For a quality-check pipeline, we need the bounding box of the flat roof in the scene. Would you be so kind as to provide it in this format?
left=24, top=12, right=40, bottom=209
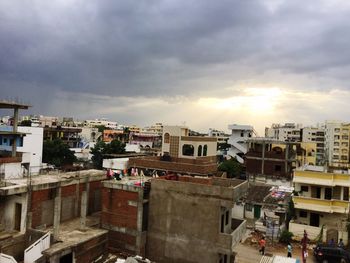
left=43, top=216, right=108, bottom=256
left=0, top=100, right=31, bottom=109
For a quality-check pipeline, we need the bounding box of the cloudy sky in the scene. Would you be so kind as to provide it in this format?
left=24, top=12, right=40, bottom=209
left=1, top=0, right=350, bottom=134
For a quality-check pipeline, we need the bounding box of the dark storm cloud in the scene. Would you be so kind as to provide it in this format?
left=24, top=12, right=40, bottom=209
left=1, top=0, right=350, bottom=107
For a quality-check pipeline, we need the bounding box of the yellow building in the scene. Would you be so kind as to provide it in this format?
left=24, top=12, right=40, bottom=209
left=289, top=165, right=350, bottom=245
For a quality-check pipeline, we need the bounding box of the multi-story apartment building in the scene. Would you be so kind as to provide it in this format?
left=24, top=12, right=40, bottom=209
left=325, top=121, right=350, bottom=168
left=265, top=123, right=302, bottom=142
left=290, top=165, right=350, bottom=245
left=227, top=124, right=254, bottom=164
left=301, top=126, right=325, bottom=165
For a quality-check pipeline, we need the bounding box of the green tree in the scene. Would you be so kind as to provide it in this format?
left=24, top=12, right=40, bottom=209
left=43, top=139, right=77, bottom=167
left=95, top=125, right=106, bottom=133
left=90, top=139, right=126, bottom=169
left=19, top=120, right=32, bottom=126
left=218, top=157, right=242, bottom=178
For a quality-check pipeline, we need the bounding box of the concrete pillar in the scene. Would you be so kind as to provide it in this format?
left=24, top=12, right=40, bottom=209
left=53, top=185, right=62, bottom=241
left=80, top=175, right=89, bottom=230
left=261, top=142, right=265, bottom=175
left=136, top=188, right=144, bottom=256
left=285, top=144, right=289, bottom=175
left=80, top=191, right=87, bottom=230
left=12, top=107, right=19, bottom=157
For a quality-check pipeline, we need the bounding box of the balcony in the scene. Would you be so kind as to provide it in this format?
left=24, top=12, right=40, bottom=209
left=293, top=170, right=350, bottom=187
left=293, top=196, right=349, bottom=214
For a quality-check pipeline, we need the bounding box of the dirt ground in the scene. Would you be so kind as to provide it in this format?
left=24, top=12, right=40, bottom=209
left=237, top=230, right=317, bottom=263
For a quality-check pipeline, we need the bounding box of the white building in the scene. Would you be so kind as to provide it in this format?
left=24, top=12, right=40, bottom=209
left=82, top=119, right=118, bottom=129
left=227, top=124, right=254, bottom=164
left=325, top=121, right=350, bottom=168
left=17, top=126, right=43, bottom=175
left=265, top=123, right=302, bottom=142
left=301, top=126, right=325, bottom=165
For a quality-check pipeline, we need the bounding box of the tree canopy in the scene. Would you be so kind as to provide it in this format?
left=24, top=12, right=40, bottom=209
left=218, top=157, right=243, bottom=178
left=90, top=139, right=126, bottom=169
left=43, top=139, right=77, bottom=167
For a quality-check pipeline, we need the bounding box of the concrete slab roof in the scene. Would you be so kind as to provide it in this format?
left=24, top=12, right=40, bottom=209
left=0, top=100, right=31, bottom=109
left=43, top=216, right=108, bottom=256
left=0, top=170, right=106, bottom=195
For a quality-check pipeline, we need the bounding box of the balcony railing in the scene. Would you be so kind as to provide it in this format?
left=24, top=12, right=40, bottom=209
left=293, top=196, right=350, bottom=214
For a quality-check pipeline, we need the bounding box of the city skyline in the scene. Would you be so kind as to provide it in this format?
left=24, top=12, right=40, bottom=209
left=2, top=1, right=350, bottom=134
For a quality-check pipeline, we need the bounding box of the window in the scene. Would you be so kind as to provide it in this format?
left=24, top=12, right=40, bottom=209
left=274, top=165, right=281, bottom=172
left=164, top=133, right=170, bottom=143
left=240, top=132, right=244, bottom=137
left=198, top=145, right=202, bottom=157
left=344, top=187, right=349, bottom=201
left=299, top=210, right=307, bottom=218
left=203, top=145, right=208, bottom=156
left=225, top=210, right=229, bottom=225
left=3, top=138, right=8, bottom=144
left=245, top=204, right=253, bottom=211
left=182, top=144, right=194, bottom=156
left=301, top=186, right=308, bottom=192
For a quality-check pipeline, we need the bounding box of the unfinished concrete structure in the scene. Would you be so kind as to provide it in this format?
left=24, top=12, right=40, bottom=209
left=0, top=169, right=107, bottom=262
left=101, top=176, right=150, bottom=256
left=245, top=138, right=314, bottom=184
left=146, top=176, right=248, bottom=263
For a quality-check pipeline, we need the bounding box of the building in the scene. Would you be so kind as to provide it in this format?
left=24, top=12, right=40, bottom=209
left=143, top=123, right=163, bottom=136
left=100, top=176, right=150, bottom=256
left=146, top=175, right=248, bottom=263
left=289, top=165, right=350, bottom=245
left=0, top=100, right=31, bottom=180
left=301, top=126, right=325, bottom=165
left=0, top=169, right=107, bottom=262
left=162, top=125, right=217, bottom=158
left=82, top=119, right=118, bottom=129
left=325, top=121, right=350, bottom=168
left=227, top=124, right=254, bottom=164
left=245, top=138, right=315, bottom=184
left=265, top=123, right=302, bottom=142
left=43, top=126, right=82, bottom=148
left=103, top=129, right=127, bottom=143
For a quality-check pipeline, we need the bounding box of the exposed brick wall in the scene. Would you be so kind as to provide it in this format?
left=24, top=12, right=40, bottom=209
left=31, top=189, right=52, bottom=228
left=245, top=158, right=290, bottom=178
left=30, top=180, right=103, bottom=228
left=129, top=157, right=217, bottom=175
left=101, top=188, right=139, bottom=253
left=88, top=180, right=102, bottom=214
left=74, top=233, right=107, bottom=263
left=108, top=230, right=136, bottom=254
left=101, top=188, right=138, bottom=230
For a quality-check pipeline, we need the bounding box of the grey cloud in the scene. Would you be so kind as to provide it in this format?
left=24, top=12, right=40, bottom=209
left=1, top=0, right=350, bottom=113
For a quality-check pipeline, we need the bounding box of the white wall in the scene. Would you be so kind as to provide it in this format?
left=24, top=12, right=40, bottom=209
left=17, top=127, right=43, bottom=175
left=1, top=163, right=23, bottom=179
left=2, top=193, right=28, bottom=233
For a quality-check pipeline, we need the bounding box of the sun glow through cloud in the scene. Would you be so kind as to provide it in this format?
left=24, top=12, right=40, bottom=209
left=197, top=87, right=283, bottom=114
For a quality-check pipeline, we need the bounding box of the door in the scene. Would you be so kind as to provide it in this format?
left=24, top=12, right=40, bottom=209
left=254, top=205, right=261, bottom=219
left=14, top=203, right=22, bottom=231
left=310, top=213, right=320, bottom=227
left=326, top=229, right=338, bottom=245
left=316, top=187, right=321, bottom=198
left=325, top=188, right=332, bottom=200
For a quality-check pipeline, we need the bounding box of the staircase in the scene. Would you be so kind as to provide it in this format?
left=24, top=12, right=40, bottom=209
left=227, top=137, right=248, bottom=164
